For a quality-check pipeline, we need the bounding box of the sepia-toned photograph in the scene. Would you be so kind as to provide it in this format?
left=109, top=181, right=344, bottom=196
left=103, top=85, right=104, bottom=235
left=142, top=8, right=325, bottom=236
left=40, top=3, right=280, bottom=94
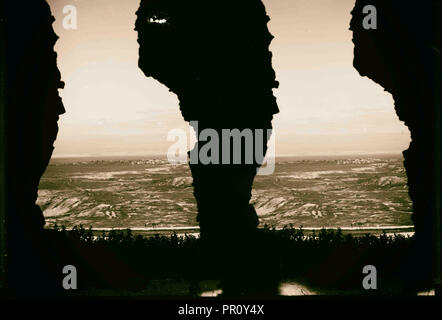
left=0, top=0, right=440, bottom=307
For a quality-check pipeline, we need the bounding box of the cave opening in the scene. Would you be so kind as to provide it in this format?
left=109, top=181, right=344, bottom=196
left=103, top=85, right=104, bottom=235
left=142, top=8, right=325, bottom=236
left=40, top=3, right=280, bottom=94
left=38, top=0, right=413, bottom=233
left=6, top=0, right=440, bottom=297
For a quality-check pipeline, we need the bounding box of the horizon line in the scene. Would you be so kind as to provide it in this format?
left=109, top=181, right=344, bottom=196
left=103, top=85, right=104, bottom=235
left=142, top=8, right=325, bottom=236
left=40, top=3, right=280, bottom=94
left=51, top=151, right=404, bottom=160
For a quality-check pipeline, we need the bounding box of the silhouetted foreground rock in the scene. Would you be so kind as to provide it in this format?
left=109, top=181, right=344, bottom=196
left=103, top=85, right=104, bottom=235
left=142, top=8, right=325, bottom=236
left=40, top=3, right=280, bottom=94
left=136, top=0, right=279, bottom=295
left=4, top=0, right=65, bottom=296
left=3, top=0, right=440, bottom=296
left=351, top=0, right=441, bottom=291
left=12, top=226, right=420, bottom=296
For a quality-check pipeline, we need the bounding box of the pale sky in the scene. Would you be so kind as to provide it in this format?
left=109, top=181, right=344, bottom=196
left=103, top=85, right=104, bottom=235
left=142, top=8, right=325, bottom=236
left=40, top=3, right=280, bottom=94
left=47, top=0, right=410, bottom=157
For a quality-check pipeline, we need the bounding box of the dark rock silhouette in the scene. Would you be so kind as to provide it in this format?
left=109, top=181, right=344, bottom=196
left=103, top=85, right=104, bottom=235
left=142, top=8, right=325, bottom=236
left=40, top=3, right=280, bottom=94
left=351, top=0, right=441, bottom=291
left=3, top=0, right=439, bottom=296
left=135, top=0, right=279, bottom=295
left=3, top=0, right=65, bottom=295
